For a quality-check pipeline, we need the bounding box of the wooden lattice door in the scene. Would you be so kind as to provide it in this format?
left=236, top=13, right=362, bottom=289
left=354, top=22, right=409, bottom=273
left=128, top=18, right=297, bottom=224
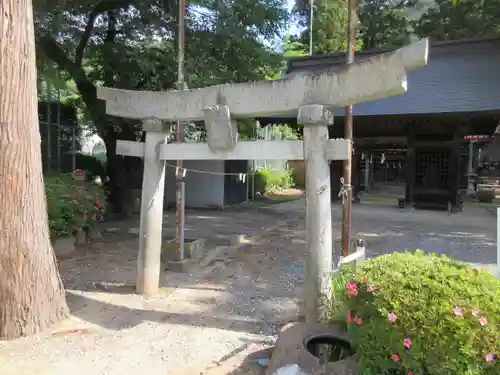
left=415, top=150, right=450, bottom=190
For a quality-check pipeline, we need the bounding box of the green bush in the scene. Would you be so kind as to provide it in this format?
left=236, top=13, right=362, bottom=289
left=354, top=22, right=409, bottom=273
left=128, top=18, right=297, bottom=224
left=45, top=173, right=106, bottom=237
left=337, top=251, right=499, bottom=375
left=253, top=167, right=294, bottom=194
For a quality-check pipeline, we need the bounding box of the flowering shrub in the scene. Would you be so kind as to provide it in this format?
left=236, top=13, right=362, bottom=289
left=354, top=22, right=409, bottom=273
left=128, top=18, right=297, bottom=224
left=45, top=173, right=106, bottom=237
left=339, top=251, right=499, bottom=375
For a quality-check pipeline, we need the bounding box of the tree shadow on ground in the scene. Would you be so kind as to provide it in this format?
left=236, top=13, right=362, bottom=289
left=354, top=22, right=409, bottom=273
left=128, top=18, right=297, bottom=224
left=66, top=290, right=279, bottom=374
left=201, top=345, right=272, bottom=375
left=65, top=291, right=166, bottom=330
left=65, top=290, right=271, bottom=334
left=225, top=348, right=271, bottom=375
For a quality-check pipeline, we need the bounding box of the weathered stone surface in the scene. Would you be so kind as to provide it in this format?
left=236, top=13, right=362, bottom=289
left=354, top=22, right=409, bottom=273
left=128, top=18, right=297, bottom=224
left=166, top=259, right=191, bottom=273
left=161, top=238, right=206, bottom=263
left=88, top=227, right=103, bottom=241
left=75, top=229, right=87, bottom=245
left=202, top=105, right=238, bottom=153
left=185, top=238, right=205, bottom=258
left=159, top=139, right=350, bottom=161
left=96, top=39, right=428, bottom=121
left=266, top=322, right=357, bottom=375
left=297, top=105, right=333, bottom=126
left=141, top=117, right=169, bottom=132
left=53, top=236, right=76, bottom=258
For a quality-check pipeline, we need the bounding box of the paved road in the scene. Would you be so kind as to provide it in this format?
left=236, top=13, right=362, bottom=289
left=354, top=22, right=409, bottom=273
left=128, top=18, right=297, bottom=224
left=264, top=198, right=497, bottom=267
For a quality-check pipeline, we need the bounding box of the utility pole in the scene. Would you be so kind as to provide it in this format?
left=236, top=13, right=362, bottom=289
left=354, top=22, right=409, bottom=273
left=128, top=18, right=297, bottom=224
left=175, top=0, right=187, bottom=261
left=341, top=0, right=356, bottom=257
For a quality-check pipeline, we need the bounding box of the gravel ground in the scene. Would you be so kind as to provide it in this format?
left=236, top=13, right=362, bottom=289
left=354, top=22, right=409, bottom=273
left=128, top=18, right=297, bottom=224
left=0, top=201, right=496, bottom=375
left=265, top=198, right=497, bottom=267
left=0, top=213, right=302, bottom=375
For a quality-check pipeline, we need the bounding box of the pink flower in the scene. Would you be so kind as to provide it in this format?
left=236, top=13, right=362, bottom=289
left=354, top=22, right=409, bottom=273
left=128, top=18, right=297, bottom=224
left=479, top=316, right=488, bottom=326
left=403, top=338, right=412, bottom=349
left=353, top=316, right=363, bottom=326
left=388, top=312, right=397, bottom=323
left=485, top=353, right=495, bottom=362
left=408, top=372, right=414, bottom=375
left=367, top=284, right=377, bottom=292
left=453, top=306, right=463, bottom=316
left=346, top=281, right=357, bottom=290
left=345, top=281, right=359, bottom=297
left=471, top=308, right=480, bottom=317
left=392, top=354, right=400, bottom=361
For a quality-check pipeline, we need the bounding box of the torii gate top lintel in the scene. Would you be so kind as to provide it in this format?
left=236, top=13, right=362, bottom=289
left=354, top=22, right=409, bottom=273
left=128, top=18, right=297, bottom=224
left=96, top=38, right=428, bottom=123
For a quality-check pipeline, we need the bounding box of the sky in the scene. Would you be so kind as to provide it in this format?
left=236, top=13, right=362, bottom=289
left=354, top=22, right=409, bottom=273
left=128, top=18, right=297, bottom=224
left=286, top=0, right=301, bottom=35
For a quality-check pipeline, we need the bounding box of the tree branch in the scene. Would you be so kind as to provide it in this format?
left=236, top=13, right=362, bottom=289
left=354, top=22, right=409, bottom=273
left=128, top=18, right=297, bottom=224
left=36, top=34, right=102, bottom=122
left=36, top=34, right=86, bottom=84
left=75, top=0, right=135, bottom=66
left=75, top=9, right=101, bottom=65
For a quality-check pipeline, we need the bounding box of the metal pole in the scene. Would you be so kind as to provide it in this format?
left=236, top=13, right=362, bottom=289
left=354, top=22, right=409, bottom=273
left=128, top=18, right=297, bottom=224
left=341, top=0, right=356, bottom=257
left=175, top=0, right=186, bottom=261
left=309, top=0, right=314, bottom=55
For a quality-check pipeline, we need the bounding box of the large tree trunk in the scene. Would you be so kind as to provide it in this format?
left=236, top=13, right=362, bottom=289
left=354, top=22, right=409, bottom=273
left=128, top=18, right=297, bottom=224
left=0, top=0, right=69, bottom=339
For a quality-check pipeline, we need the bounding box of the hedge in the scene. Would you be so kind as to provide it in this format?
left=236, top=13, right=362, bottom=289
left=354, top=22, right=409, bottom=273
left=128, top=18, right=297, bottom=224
left=45, top=173, right=106, bottom=237
left=334, top=251, right=499, bottom=375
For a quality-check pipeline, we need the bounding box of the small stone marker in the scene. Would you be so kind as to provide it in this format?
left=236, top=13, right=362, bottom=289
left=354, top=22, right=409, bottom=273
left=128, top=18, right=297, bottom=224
left=72, top=169, right=85, bottom=181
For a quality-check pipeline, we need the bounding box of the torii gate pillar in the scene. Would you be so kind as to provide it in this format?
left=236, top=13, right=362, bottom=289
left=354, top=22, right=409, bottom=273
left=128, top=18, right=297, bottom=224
left=137, top=118, right=169, bottom=296
left=299, top=105, right=335, bottom=323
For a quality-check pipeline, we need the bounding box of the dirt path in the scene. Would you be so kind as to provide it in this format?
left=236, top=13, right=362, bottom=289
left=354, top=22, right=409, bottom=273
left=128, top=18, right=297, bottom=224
left=0, top=213, right=306, bottom=375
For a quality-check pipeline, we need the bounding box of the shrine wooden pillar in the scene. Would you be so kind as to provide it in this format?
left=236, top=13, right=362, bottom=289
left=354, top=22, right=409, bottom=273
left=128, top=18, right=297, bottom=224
left=449, top=124, right=463, bottom=210
left=329, top=125, right=343, bottom=201
left=405, top=122, right=416, bottom=204
left=353, top=149, right=361, bottom=196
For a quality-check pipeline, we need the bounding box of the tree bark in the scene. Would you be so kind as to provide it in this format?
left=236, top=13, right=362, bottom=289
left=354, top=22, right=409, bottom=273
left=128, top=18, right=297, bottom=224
left=0, top=0, right=69, bottom=340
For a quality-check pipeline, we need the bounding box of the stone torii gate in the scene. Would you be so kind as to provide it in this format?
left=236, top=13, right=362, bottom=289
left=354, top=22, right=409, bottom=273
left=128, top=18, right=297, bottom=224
left=97, top=39, right=428, bottom=322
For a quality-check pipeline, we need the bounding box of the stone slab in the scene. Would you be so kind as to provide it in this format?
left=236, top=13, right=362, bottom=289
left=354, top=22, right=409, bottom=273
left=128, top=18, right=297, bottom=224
left=75, top=229, right=87, bottom=245
left=166, top=259, right=191, bottom=273
left=52, top=236, right=76, bottom=258
left=88, top=227, right=103, bottom=241
left=161, top=238, right=206, bottom=262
